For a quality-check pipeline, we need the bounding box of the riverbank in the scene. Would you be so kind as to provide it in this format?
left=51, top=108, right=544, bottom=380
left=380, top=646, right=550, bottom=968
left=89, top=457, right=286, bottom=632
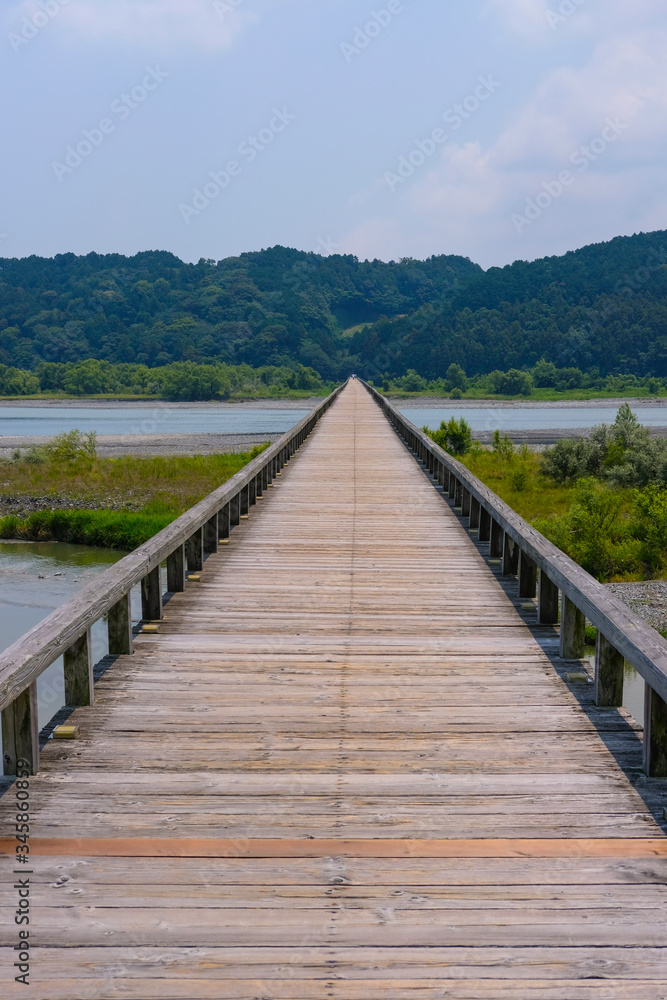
left=0, top=432, right=274, bottom=460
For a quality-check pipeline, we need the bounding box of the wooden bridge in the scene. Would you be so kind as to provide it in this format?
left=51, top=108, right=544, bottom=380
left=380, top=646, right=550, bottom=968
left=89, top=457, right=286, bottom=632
left=1, top=379, right=667, bottom=998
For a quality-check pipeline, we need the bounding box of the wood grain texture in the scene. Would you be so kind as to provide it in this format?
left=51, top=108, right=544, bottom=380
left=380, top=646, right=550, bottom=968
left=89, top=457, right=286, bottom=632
left=1, top=380, right=666, bottom=999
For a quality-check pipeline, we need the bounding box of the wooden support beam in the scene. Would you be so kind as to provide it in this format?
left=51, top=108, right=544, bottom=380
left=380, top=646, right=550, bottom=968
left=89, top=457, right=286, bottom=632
left=186, top=527, right=204, bottom=572
left=490, top=519, right=503, bottom=558
left=204, top=513, right=218, bottom=554
left=470, top=497, right=480, bottom=530
left=141, top=566, right=163, bottom=622
left=64, top=629, right=94, bottom=706
left=644, top=686, right=667, bottom=777
left=240, top=484, right=249, bottom=516
left=248, top=477, right=257, bottom=507
left=219, top=503, right=230, bottom=540
left=230, top=493, right=240, bottom=528
left=560, top=595, right=585, bottom=659
left=518, top=550, right=537, bottom=599
left=166, top=544, right=186, bottom=593
left=502, top=531, right=518, bottom=576
left=479, top=507, right=491, bottom=543
left=595, top=632, right=624, bottom=707
left=107, top=592, right=133, bottom=656
left=538, top=571, right=559, bottom=625
left=461, top=488, right=471, bottom=519
left=1, top=682, right=38, bottom=775
left=255, top=472, right=263, bottom=499
left=454, top=480, right=463, bottom=509
left=448, top=475, right=456, bottom=500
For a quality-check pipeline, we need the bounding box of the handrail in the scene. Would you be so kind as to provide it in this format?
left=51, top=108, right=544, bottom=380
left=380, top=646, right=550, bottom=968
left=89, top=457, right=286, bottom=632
left=362, top=380, right=667, bottom=778
left=1, top=383, right=346, bottom=773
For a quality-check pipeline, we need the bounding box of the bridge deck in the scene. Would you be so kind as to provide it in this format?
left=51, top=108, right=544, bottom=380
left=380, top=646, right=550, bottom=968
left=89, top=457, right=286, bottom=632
left=2, top=380, right=667, bottom=997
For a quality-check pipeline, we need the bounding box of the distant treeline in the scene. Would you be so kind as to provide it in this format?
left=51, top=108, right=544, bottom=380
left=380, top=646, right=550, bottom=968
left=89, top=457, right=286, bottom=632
left=377, top=360, right=666, bottom=398
left=0, top=359, right=331, bottom=400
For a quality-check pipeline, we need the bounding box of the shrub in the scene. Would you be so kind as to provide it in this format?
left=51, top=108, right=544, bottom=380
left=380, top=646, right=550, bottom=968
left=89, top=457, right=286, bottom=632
left=509, top=465, right=529, bottom=491
left=426, top=417, right=472, bottom=456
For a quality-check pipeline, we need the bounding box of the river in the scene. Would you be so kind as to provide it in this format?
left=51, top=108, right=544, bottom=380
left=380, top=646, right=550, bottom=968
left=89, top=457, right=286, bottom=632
left=1, top=400, right=667, bottom=438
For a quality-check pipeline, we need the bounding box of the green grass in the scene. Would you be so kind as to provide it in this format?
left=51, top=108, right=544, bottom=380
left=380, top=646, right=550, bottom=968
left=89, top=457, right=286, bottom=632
left=0, top=509, right=173, bottom=550
left=0, top=447, right=267, bottom=550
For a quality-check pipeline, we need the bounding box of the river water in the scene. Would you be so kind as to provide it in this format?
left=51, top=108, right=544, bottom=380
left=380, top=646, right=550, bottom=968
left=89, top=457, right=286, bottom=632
left=0, top=542, right=136, bottom=772
left=1, top=401, right=667, bottom=438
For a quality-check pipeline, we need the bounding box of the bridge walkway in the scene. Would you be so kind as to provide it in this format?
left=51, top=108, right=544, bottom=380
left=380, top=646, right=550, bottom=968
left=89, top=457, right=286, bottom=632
left=2, top=379, right=667, bottom=998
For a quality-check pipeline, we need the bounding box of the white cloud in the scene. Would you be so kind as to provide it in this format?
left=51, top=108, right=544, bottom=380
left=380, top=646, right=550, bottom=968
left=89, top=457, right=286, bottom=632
left=483, top=0, right=665, bottom=43
left=4, top=0, right=255, bottom=52
left=343, top=21, right=667, bottom=266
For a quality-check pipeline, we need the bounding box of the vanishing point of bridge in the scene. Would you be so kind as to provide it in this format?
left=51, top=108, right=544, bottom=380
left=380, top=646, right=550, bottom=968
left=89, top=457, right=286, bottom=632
left=1, top=379, right=667, bottom=998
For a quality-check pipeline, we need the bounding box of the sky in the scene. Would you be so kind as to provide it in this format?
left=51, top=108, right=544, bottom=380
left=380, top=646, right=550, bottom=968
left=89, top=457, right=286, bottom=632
left=2, top=0, right=666, bottom=269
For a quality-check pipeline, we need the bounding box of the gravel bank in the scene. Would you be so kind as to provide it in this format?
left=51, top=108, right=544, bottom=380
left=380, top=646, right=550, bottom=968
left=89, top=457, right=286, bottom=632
left=0, top=432, right=275, bottom=460
left=605, top=582, right=667, bottom=633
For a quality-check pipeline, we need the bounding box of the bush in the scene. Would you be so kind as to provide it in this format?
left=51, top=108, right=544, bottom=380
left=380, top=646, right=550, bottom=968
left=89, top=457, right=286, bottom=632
left=509, top=465, right=529, bottom=491
left=535, top=478, right=631, bottom=580
left=492, top=430, right=514, bottom=462
left=489, top=369, right=533, bottom=396
left=426, top=417, right=472, bottom=456
left=631, top=483, right=667, bottom=573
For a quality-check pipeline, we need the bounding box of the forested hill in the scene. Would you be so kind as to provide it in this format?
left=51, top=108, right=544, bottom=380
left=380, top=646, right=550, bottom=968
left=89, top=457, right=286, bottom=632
left=0, top=247, right=480, bottom=378
left=1, top=230, right=666, bottom=381
left=351, top=230, right=667, bottom=379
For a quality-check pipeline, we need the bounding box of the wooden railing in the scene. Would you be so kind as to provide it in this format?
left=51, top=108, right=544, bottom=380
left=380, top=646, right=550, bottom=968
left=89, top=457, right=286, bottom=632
left=364, top=381, right=667, bottom=778
left=0, top=384, right=346, bottom=775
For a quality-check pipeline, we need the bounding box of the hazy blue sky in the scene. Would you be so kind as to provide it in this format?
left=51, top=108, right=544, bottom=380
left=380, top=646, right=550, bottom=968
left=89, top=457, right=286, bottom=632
left=2, top=0, right=665, bottom=268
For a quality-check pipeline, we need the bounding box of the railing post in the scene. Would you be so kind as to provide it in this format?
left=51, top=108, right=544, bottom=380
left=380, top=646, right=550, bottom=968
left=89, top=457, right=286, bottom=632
left=518, top=550, right=537, bottom=599
left=448, top=475, right=456, bottom=500
left=255, top=472, right=263, bottom=499
left=537, top=571, right=559, bottom=625
left=204, top=513, right=219, bottom=554
left=167, top=543, right=186, bottom=593
left=186, top=527, right=204, bottom=572
left=1, top=682, right=38, bottom=775
left=560, top=595, right=585, bottom=659
left=644, top=687, right=667, bottom=777
left=240, top=484, right=249, bottom=516
left=502, top=531, right=519, bottom=576
left=595, top=633, right=624, bottom=707
left=469, top=497, right=480, bottom=531
left=490, top=519, right=503, bottom=558
left=439, top=464, right=449, bottom=491
left=249, top=477, right=257, bottom=507
left=230, top=492, right=240, bottom=527
left=141, top=566, right=163, bottom=622
left=64, top=629, right=94, bottom=706
left=108, top=592, right=133, bottom=655
left=479, top=507, right=491, bottom=543
left=219, top=503, right=231, bottom=540
left=461, top=488, right=471, bottom=519
left=454, top=480, right=463, bottom=509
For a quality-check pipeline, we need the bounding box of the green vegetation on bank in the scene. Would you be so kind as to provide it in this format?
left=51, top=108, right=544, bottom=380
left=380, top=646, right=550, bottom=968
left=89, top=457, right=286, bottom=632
left=0, top=431, right=265, bottom=549
left=1, top=230, right=666, bottom=385
left=372, top=361, right=667, bottom=401
left=0, top=358, right=332, bottom=400
left=424, top=406, right=667, bottom=582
